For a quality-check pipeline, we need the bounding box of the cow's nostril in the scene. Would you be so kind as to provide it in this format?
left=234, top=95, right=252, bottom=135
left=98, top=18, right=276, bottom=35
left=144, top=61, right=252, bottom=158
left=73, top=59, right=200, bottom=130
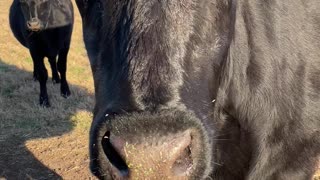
left=101, top=131, right=129, bottom=178
left=171, top=145, right=193, bottom=176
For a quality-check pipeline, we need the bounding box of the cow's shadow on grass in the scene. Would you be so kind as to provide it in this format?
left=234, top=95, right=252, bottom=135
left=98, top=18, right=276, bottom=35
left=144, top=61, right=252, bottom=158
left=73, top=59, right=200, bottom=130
left=0, top=59, right=94, bottom=179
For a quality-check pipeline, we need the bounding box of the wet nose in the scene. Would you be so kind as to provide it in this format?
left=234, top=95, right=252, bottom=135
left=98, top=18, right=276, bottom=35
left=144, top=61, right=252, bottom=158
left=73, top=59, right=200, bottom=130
left=91, top=111, right=211, bottom=179
left=27, top=18, right=41, bottom=31
left=102, top=130, right=195, bottom=179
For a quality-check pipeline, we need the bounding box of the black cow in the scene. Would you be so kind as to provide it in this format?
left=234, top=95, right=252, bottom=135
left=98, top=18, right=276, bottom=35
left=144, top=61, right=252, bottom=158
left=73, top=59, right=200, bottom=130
left=9, top=0, right=74, bottom=107
left=75, top=0, right=320, bottom=179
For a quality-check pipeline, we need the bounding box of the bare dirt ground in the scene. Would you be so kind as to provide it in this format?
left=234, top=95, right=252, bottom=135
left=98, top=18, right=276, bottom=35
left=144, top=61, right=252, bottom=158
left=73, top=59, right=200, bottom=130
left=0, top=0, right=319, bottom=180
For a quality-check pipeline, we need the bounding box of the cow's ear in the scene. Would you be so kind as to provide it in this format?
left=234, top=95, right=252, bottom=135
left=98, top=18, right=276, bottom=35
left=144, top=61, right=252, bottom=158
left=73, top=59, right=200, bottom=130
left=75, top=0, right=88, bottom=17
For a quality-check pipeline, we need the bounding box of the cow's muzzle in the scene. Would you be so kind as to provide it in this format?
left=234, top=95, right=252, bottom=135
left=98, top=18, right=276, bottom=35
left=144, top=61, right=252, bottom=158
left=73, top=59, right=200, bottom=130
left=90, top=110, right=212, bottom=180
left=27, top=18, right=41, bottom=31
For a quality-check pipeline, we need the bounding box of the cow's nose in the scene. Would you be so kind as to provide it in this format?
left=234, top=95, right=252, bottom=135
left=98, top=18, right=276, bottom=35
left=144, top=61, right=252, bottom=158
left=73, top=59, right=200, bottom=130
left=102, top=130, right=195, bottom=179
left=27, top=18, right=41, bottom=31
left=91, top=111, right=211, bottom=179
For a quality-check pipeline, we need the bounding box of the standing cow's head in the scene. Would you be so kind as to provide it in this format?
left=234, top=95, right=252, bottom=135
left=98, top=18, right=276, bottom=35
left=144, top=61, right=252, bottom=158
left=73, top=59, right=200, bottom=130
left=76, top=0, right=235, bottom=179
left=18, top=0, right=73, bottom=31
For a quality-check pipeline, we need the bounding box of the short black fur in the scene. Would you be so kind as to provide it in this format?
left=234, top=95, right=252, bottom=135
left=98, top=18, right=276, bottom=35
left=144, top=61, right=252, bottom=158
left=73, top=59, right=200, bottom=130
left=75, top=0, right=320, bottom=179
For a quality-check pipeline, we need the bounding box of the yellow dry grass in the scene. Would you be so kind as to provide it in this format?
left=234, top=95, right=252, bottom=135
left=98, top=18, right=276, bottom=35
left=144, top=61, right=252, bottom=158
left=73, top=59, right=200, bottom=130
left=0, top=0, right=95, bottom=179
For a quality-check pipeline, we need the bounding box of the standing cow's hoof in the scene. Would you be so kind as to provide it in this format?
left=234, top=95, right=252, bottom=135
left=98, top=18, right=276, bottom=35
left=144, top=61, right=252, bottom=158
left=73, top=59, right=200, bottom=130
left=40, top=96, right=50, bottom=107
left=61, top=83, right=71, bottom=98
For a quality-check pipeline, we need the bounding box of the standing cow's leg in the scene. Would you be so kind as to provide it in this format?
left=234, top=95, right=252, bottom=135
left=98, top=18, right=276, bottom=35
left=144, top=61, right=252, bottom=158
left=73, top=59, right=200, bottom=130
left=30, top=51, right=50, bottom=107
left=57, top=48, right=70, bottom=98
left=48, top=56, right=60, bottom=84
left=32, top=61, right=39, bottom=81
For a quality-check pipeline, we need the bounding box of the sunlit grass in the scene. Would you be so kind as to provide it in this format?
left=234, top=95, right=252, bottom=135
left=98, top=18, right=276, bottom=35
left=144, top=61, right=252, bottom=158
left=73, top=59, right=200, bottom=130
left=0, top=0, right=96, bottom=178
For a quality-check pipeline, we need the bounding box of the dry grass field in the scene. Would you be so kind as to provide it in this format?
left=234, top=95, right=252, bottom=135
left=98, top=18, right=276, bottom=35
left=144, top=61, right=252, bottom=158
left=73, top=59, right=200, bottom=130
left=0, top=0, right=319, bottom=180
left=0, top=0, right=96, bottom=179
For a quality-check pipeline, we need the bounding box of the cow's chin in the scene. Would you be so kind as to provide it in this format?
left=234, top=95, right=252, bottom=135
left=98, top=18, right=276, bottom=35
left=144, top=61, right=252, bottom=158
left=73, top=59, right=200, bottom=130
left=89, top=110, right=213, bottom=180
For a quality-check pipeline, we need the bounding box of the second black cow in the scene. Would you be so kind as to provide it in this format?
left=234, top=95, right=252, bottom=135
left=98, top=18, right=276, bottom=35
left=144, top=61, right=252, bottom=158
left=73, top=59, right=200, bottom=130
left=9, top=0, right=74, bottom=107
left=76, top=0, right=320, bottom=179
